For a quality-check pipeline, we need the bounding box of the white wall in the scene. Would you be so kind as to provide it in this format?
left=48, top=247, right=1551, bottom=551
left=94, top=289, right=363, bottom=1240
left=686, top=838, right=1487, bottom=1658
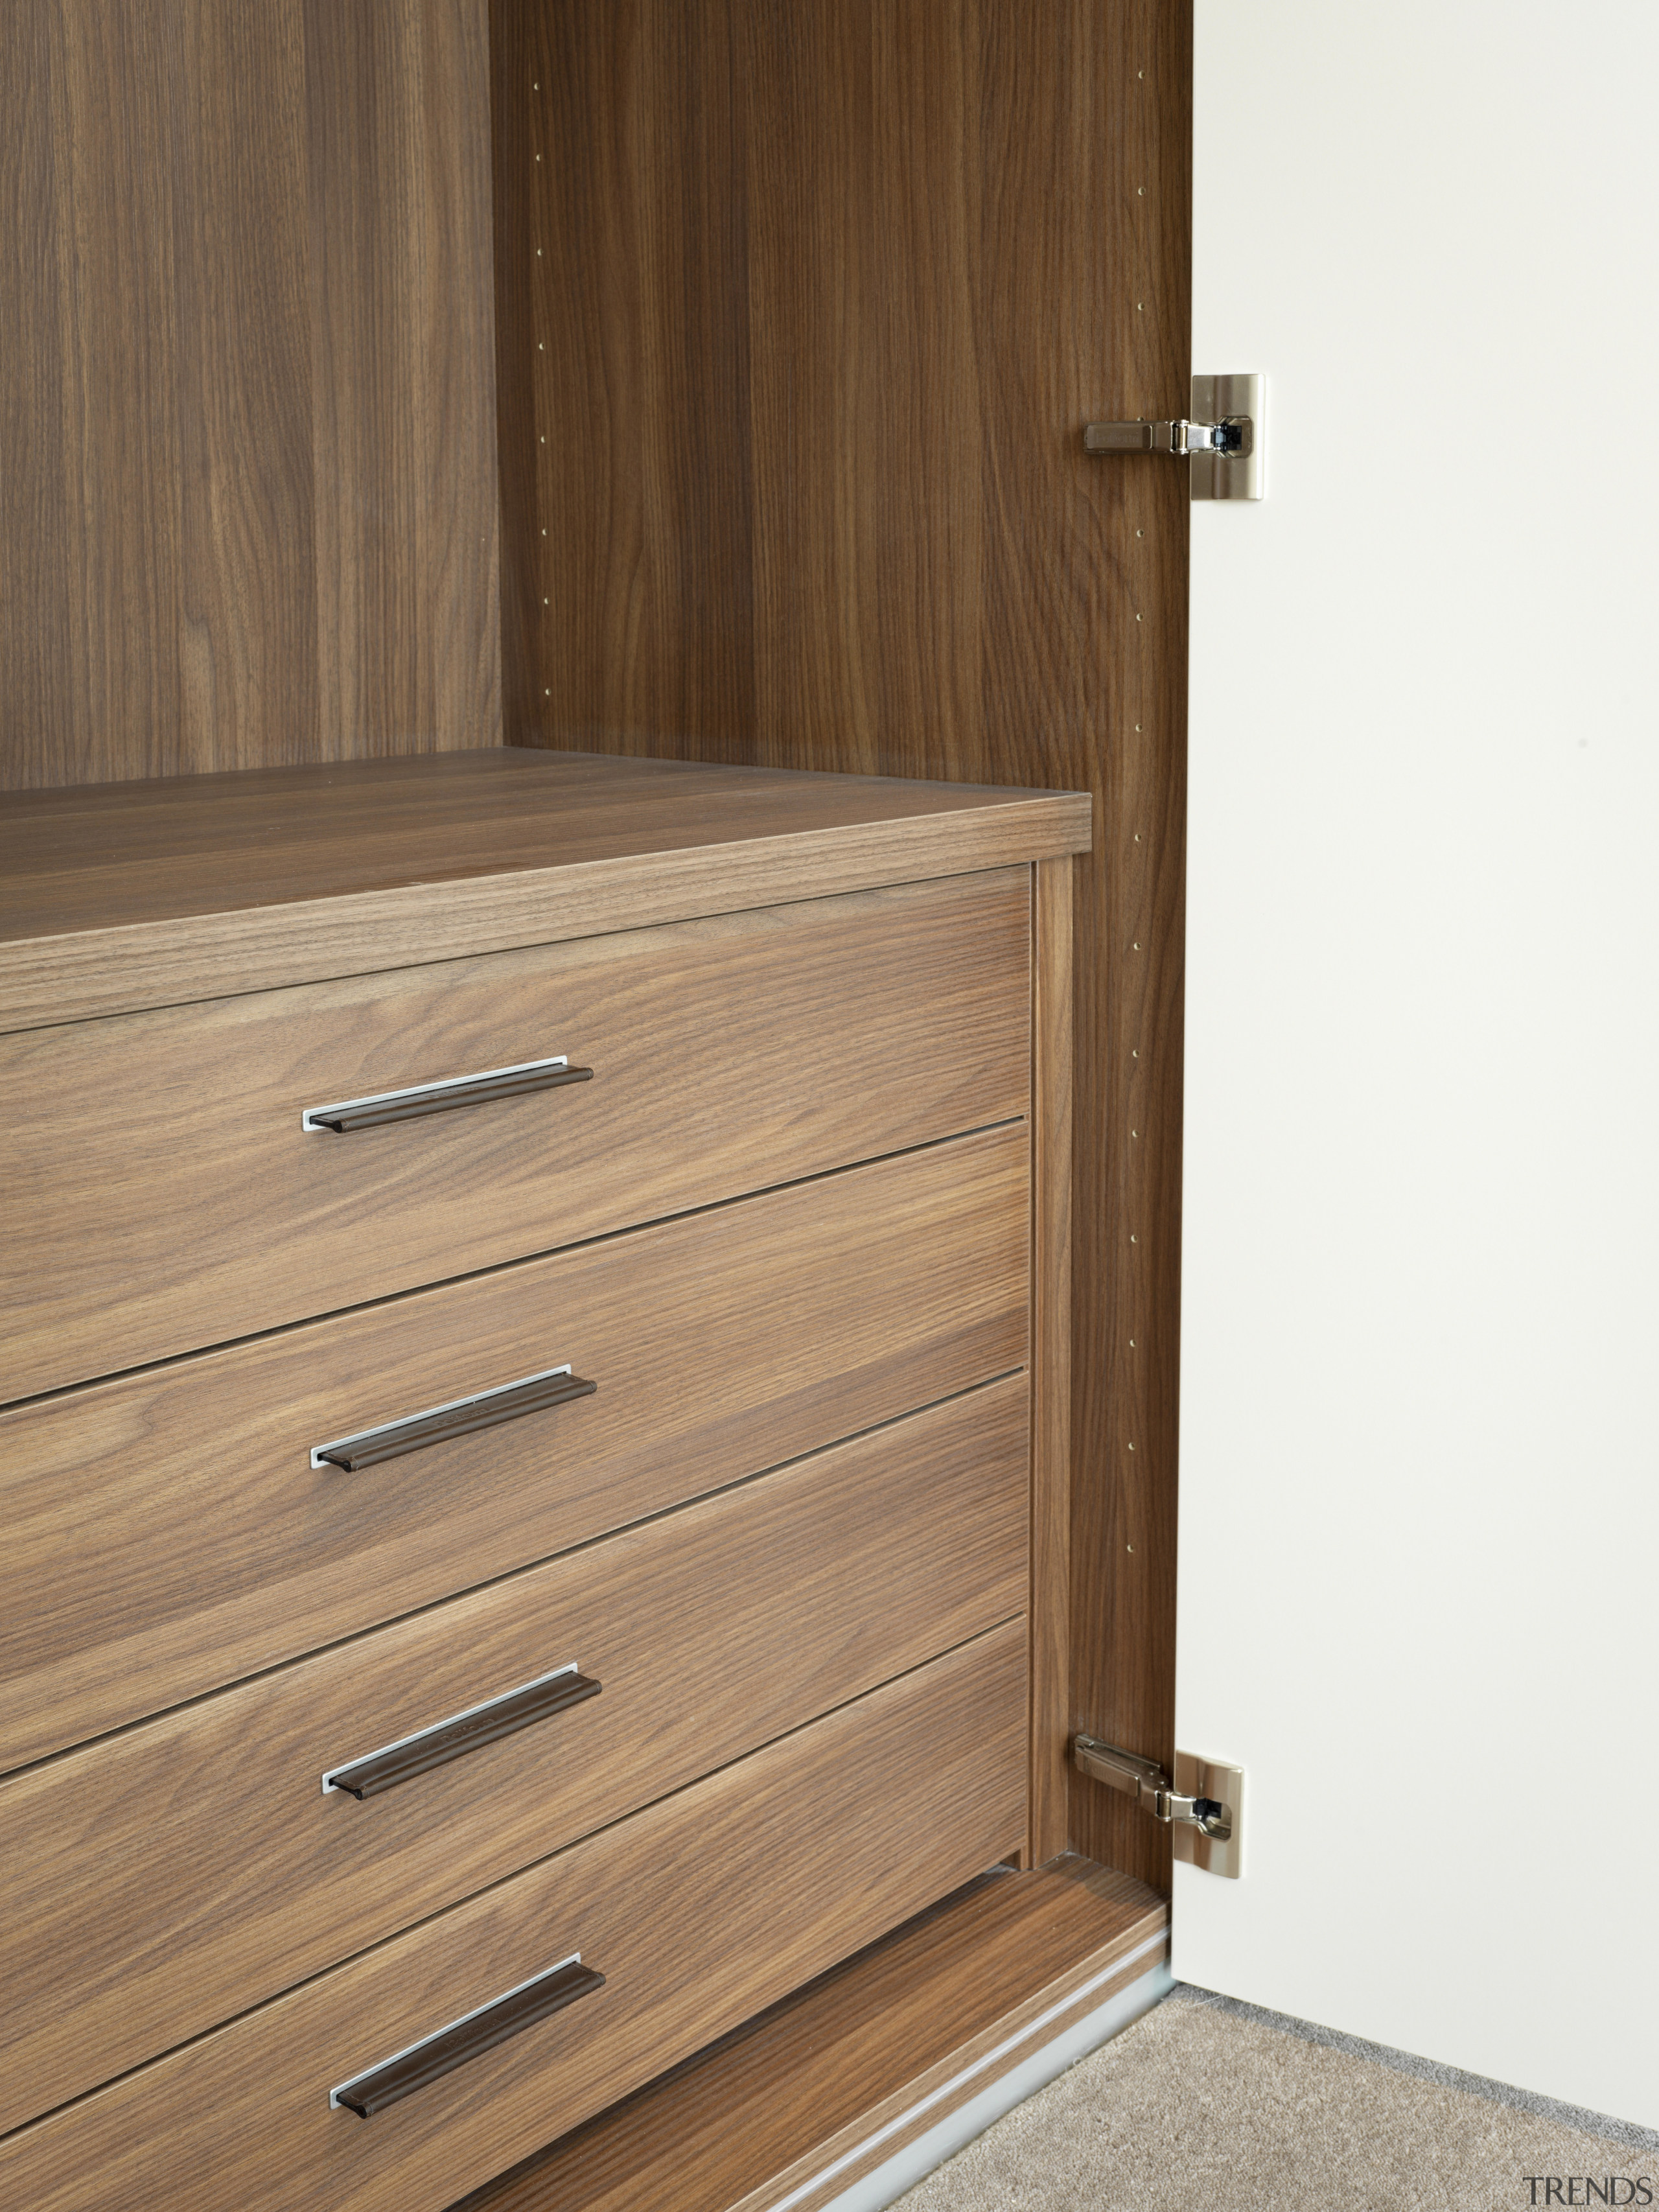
left=1175, top=0, right=1659, bottom=2124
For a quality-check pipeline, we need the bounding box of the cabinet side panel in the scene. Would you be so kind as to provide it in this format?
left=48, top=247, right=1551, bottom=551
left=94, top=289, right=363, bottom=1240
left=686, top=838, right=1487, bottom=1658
left=1065, top=0, right=1189, bottom=1893
left=507, top=0, right=1190, bottom=1890
left=493, top=0, right=758, bottom=752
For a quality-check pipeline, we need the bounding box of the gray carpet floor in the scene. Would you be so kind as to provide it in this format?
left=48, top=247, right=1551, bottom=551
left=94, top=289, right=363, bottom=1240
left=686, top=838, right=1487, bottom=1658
left=894, top=1986, right=1655, bottom=2211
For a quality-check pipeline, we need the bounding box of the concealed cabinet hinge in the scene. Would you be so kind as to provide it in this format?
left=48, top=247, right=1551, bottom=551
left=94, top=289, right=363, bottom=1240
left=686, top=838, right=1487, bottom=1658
left=1082, top=417, right=1247, bottom=459
left=1072, top=1735, right=1244, bottom=1879
left=1082, top=373, right=1264, bottom=501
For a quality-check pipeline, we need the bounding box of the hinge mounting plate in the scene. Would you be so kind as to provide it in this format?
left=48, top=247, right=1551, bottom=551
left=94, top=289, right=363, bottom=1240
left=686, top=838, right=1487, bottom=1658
left=1073, top=1735, right=1245, bottom=1879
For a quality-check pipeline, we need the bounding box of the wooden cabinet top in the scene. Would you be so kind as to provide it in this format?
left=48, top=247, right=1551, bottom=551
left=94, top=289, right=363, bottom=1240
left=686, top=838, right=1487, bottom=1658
left=0, top=749, right=1090, bottom=1034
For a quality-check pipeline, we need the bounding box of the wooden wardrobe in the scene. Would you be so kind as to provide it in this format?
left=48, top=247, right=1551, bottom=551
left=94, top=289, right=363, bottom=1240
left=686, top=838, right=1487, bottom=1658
left=0, top=3, right=1190, bottom=2206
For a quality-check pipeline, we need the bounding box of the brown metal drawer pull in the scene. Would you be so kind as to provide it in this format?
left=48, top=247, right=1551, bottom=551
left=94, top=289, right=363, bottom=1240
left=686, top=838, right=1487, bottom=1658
left=322, top=1666, right=603, bottom=1800
left=302, top=1054, right=593, bottom=1134
left=312, top=1367, right=597, bottom=1473
left=331, top=1955, right=605, bottom=2119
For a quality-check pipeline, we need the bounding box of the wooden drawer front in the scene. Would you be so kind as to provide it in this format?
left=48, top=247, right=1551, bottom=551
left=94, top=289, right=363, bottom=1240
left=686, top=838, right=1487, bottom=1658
left=1, top=867, right=1029, bottom=1402
left=0, top=1378, right=1027, bottom=2136
left=0, top=1620, right=1028, bottom=2212
left=0, top=1123, right=1027, bottom=1771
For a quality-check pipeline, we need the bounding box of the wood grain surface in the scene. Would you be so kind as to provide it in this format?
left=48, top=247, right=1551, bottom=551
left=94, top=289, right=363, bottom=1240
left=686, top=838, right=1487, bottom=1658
left=452, top=1857, right=1165, bottom=2212
left=1, top=1123, right=1028, bottom=1771
left=738, top=1896, right=1161, bottom=2212
left=1028, top=856, right=1074, bottom=1865
left=0, top=1622, right=1029, bottom=2212
left=1, top=867, right=1028, bottom=1401
left=0, top=0, right=500, bottom=792
left=0, top=1377, right=1028, bottom=2136
left=492, top=0, right=1190, bottom=1887
left=0, top=751, right=1087, bottom=1032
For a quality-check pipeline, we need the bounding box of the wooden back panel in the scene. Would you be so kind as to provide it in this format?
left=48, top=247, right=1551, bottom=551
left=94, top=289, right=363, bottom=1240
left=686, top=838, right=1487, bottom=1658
left=490, top=0, right=1190, bottom=1887
left=1, top=0, right=501, bottom=791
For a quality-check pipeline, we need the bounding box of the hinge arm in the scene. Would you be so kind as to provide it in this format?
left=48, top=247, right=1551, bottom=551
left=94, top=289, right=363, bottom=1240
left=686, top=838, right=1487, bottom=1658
left=1072, top=1734, right=1234, bottom=1842
left=1082, top=417, right=1249, bottom=458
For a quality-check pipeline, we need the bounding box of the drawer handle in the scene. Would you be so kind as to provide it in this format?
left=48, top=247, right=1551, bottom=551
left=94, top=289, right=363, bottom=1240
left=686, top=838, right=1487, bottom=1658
left=302, top=1054, right=593, bottom=1134
left=312, top=1365, right=597, bottom=1472
left=321, top=1663, right=603, bottom=1800
left=331, top=1953, right=605, bottom=2118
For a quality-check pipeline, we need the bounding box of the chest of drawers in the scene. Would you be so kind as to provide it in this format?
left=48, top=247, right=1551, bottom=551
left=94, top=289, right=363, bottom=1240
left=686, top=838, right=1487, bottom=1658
left=0, top=747, right=1089, bottom=2212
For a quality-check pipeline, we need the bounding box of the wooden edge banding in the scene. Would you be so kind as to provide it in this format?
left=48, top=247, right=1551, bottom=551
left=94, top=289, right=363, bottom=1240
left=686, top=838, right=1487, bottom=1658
left=0, top=801, right=1092, bottom=1034
left=1028, top=857, right=1074, bottom=1865
left=736, top=1916, right=1166, bottom=2212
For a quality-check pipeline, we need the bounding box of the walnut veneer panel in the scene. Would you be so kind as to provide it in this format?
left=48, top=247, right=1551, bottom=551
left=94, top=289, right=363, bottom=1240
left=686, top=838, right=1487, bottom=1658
left=304, top=2, right=502, bottom=765
left=0, top=1622, right=1029, bottom=2212
left=0, top=1377, right=1027, bottom=2135
left=0, top=751, right=1086, bottom=1032
left=452, top=1859, right=1165, bottom=2212
left=0, top=0, right=500, bottom=791
left=1, top=868, right=1027, bottom=1402
left=0, top=752, right=1081, bottom=944
left=1, top=1122, right=1028, bottom=1769
left=1028, top=856, right=1074, bottom=1865
left=494, top=0, right=1189, bottom=1885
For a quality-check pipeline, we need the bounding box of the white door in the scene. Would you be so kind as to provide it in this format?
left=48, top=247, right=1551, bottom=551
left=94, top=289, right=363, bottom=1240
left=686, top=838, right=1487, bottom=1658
left=1176, top=0, right=1659, bottom=2126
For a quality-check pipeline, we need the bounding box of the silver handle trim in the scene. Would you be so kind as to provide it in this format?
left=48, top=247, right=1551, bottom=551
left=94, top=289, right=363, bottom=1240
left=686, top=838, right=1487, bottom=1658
left=328, top=1950, right=586, bottom=2112
left=309, top=1364, right=575, bottom=1471
left=301, top=1054, right=570, bottom=1132
left=320, top=1662, right=585, bottom=1798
